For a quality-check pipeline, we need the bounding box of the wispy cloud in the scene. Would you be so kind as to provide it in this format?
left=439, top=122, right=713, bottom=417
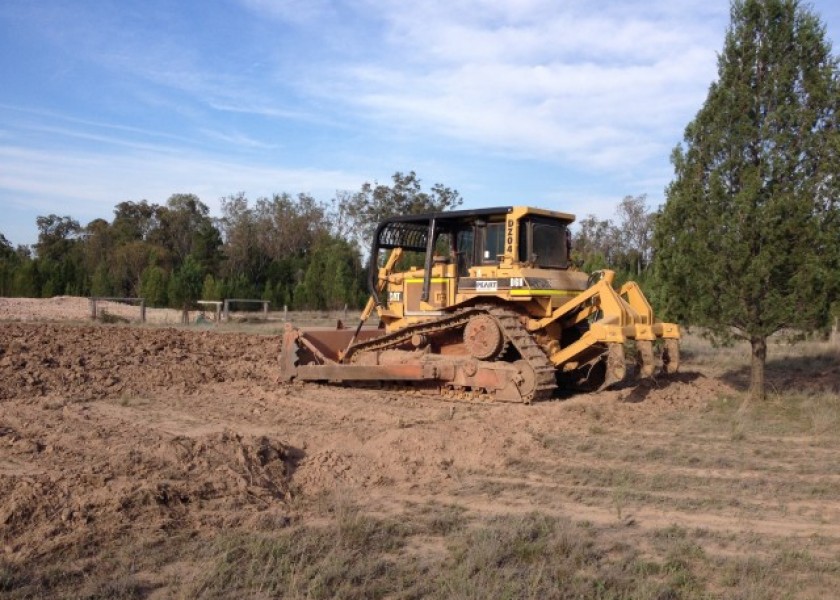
left=278, top=0, right=727, bottom=174
left=0, top=143, right=363, bottom=221
left=197, top=128, right=277, bottom=150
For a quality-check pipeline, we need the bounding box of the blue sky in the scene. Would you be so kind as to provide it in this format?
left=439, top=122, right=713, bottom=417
left=2, top=0, right=840, bottom=247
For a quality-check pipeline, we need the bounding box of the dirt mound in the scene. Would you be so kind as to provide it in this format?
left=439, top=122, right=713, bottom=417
left=1, top=415, right=293, bottom=558
left=0, top=323, right=280, bottom=401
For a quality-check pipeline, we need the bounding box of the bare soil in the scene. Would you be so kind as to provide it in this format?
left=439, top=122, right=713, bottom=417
left=2, top=299, right=839, bottom=598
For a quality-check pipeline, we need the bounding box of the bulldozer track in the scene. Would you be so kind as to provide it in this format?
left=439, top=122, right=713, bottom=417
left=345, top=305, right=557, bottom=402
left=486, top=307, right=557, bottom=402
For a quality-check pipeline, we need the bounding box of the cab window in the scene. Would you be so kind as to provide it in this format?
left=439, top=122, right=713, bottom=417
left=518, top=218, right=568, bottom=268
left=531, top=221, right=567, bottom=267
left=456, top=228, right=474, bottom=275
left=481, top=223, right=505, bottom=264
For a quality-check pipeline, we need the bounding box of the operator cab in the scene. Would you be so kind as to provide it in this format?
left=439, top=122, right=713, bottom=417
left=369, top=206, right=575, bottom=308
left=455, top=215, right=572, bottom=275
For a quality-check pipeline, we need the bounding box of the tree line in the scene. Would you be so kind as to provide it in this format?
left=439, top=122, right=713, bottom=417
left=0, top=172, right=462, bottom=311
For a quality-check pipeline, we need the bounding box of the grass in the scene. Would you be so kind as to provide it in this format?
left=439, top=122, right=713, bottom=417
left=0, top=512, right=840, bottom=599
left=4, top=489, right=840, bottom=599
left=680, top=332, right=838, bottom=393
left=182, top=509, right=711, bottom=600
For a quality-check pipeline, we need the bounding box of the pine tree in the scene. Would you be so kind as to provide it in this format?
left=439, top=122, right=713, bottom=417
left=168, top=256, right=204, bottom=323
left=140, top=265, right=168, bottom=306
left=653, top=0, right=840, bottom=400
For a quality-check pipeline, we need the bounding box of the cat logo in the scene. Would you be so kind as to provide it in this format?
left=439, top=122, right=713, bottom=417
left=388, top=291, right=402, bottom=303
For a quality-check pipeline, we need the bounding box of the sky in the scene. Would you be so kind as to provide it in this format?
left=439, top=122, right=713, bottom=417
left=2, top=0, right=840, bottom=247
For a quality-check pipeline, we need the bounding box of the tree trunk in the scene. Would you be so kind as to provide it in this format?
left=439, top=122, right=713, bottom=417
left=749, top=335, right=767, bottom=401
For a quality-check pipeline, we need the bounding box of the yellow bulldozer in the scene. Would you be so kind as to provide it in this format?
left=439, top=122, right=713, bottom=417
left=280, top=206, right=679, bottom=402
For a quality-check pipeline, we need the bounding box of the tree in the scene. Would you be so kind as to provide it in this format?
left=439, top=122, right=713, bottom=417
left=33, top=215, right=86, bottom=296
left=112, top=201, right=158, bottom=243
left=90, top=264, right=113, bottom=297
left=34, top=215, right=80, bottom=261
left=0, top=233, right=12, bottom=259
left=615, top=195, right=653, bottom=276
left=140, top=265, right=168, bottom=306
left=254, top=192, right=330, bottom=260
left=168, top=255, right=204, bottom=323
left=0, top=233, right=17, bottom=296
left=201, top=274, right=223, bottom=302
left=111, top=241, right=154, bottom=296
left=335, top=171, right=462, bottom=250
left=219, top=192, right=259, bottom=279
left=571, top=195, right=654, bottom=279
left=653, top=0, right=840, bottom=400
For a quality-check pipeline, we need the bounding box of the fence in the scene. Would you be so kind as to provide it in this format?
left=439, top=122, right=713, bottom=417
left=89, top=297, right=146, bottom=323
left=223, top=298, right=270, bottom=321
left=196, top=300, right=223, bottom=323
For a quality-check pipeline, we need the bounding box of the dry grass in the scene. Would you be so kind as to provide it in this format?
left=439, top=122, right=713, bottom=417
left=5, top=482, right=839, bottom=599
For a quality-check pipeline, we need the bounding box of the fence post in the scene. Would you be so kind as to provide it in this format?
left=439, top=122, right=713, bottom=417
left=832, top=316, right=839, bottom=346
left=283, top=305, right=288, bottom=322
left=263, top=301, right=269, bottom=317
left=89, top=297, right=97, bottom=320
left=140, top=299, right=146, bottom=323
left=223, top=299, right=229, bottom=322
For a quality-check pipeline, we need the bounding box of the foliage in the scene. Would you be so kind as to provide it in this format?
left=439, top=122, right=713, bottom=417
left=294, top=237, right=366, bottom=310
left=0, top=235, right=16, bottom=296
left=0, top=171, right=462, bottom=310
left=335, top=171, right=463, bottom=250
left=201, top=274, right=223, bottom=302
left=140, top=265, right=168, bottom=307
left=572, top=195, right=655, bottom=287
left=652, top=0, right=840, bottom=399
left=90, top=264, right=113, bottom=297
left=34, top=215, right=80, bottom=262
left=168, top=255, right=204, bottom=311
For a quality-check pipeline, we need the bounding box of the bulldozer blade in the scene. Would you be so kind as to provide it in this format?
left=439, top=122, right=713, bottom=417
left=280, top=325, right=302, bottom=382
left=297, top=363, right=431, bottom=381
left=299, top=328, right=383, bottom=362
left=290, top=350, right=535, bottom=402
left=279, top=324, right=385, bottom=382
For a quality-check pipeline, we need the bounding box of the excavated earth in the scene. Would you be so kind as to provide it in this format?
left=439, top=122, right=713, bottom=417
left=2, top=303, right=840, bottom=596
